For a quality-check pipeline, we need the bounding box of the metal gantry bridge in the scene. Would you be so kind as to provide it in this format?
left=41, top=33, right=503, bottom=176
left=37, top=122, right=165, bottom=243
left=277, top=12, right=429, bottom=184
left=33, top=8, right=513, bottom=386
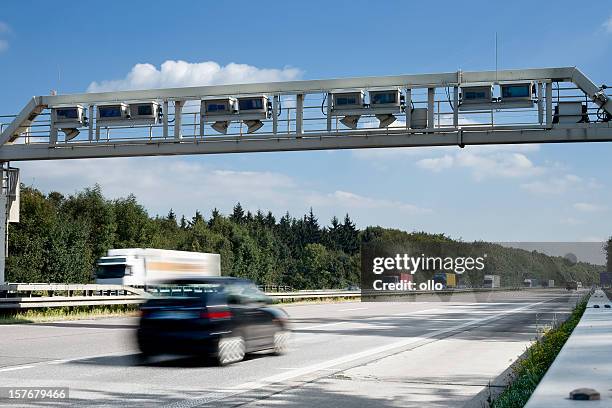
left=0, top=66, right=610, bottom=283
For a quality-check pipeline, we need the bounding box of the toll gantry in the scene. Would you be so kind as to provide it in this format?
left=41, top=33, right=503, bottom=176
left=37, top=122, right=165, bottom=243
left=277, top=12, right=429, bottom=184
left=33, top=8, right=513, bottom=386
left=0, top=66, right=610, bottom=282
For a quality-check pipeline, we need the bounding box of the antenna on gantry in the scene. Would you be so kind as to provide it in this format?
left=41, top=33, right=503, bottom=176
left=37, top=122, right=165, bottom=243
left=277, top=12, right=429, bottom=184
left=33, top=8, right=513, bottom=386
left=495, top=32, right=499, bottom=83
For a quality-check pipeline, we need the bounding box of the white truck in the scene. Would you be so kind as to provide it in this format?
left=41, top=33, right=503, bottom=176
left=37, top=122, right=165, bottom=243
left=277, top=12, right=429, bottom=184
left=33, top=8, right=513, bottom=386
left=95, top=248, right=221, bottom=286
left=483, top=274, right=501, bottom=288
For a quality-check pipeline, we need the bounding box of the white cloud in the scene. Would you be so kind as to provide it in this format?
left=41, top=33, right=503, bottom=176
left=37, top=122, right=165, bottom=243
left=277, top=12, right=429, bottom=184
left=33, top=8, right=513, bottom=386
left=412, top=150, right=543, bottom=180
left=354, top=140, right=544, bottom=181
left=298, top=89, right=547, bottom=183
left=353, top=144, right=540, bottom=160
left=353, top=146, right=451, bottom=159
left=19, top=157, right=430, bottom=221
left=456, top=152, right=543, bottom=180
left=560, top=217, right=583, bottom=226
left=359, top=117, right=406, bottom=129
left=573, top=202, right=607, bottom=212
left=520, top=174, right=582, bottom=195
left=87, top=60, right=303, bottom=92
left=416, top=155, right=454, bottom=172
left=308, top=190, right=432, bottom=215
left=0, top=40, right=8, bottom=52
left=603, top=15, right=612, bottom=33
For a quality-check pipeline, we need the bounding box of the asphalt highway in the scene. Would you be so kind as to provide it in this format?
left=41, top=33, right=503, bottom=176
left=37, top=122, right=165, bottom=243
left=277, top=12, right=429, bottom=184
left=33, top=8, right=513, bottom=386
left=0, top=289, right=584, bottom=407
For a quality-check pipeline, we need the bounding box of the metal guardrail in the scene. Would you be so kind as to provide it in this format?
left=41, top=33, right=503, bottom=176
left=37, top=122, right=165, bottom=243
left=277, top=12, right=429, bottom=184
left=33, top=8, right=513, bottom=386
left=0, top=283, right=559, bottom=309
left=258, top=285, right=293, bottom=293
left=0, top=284, right=360, bottom=309
left=0, top=284, right=146, bottom=309
left=268, top=290, right=361, bottom=300
left=0, top=283, right=146, bottom=293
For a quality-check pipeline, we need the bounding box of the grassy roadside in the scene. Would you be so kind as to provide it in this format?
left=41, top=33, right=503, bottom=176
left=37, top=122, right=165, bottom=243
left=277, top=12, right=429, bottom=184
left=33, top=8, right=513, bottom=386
left=0, top=304, right=140, bottom=324
left=490, top=296, right=588, bottom=408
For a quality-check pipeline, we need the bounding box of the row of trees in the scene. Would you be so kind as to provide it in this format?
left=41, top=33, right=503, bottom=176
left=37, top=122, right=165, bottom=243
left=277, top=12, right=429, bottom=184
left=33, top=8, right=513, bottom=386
left=6, top=185, right=604, bottom=288
left=7, top=186, right=360, bottom=289
left=361, top=227, right=604, bottom=287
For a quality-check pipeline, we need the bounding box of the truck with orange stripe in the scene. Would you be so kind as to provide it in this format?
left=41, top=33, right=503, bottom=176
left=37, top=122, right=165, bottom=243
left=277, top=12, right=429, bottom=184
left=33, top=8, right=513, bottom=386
left=95, top=248, right=221, bottom=287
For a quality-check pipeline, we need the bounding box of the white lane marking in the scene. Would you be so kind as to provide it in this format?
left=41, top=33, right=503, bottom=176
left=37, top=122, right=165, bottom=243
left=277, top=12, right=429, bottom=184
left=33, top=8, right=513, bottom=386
left=337, top=307, right=368, bottom=312
left=390, top=307, right=441, bottom=316
left=0, top=350, right=139, bottom=375
left=0, top=365, right=35, bottom=372
left=295, top=303, right=532, bottom=336
left=213, top=296, right=565, bottom=400
left=276, top=367, right=337, bottom=371
left=3, top=295, right=570, bottom=381
left=47, top=359, right=69, bottom=365
left=298, top=321, right=348, bottom=330
left=297, top=307, right=440, bottom=330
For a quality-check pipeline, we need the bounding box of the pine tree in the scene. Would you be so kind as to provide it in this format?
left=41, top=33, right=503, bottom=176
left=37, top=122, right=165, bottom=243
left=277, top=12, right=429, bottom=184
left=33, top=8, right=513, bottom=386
left=209, top=208, right=221, bottom=227
left=340, top=213, right=359, bottom=254
left=192, top=210, right=204, bottom=226
left=264, top=211, right=276, bottom=228
left=230, top=203, right=245, bottom=224
left=303, top=208, right=321, bottom=244
left=323, top=216, right=342, bottom=250
left=167, top=209, right=176, bottom=221
left=254, top=210, right=265, bottom=226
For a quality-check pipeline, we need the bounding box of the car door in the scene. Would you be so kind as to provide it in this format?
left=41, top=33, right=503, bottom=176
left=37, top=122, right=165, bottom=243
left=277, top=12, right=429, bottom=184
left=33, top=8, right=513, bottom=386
left=240, top=284, right=276, bottom=348
left=225, top=289, right=255, bottom=345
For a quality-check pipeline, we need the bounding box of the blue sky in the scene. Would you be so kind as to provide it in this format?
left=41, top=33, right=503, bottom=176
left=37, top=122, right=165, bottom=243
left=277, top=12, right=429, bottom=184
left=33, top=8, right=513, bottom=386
left=1, top=1, right=612, bottom=243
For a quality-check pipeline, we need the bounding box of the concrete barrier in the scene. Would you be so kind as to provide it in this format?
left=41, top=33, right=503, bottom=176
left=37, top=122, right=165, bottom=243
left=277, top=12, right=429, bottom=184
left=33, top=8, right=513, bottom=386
left=524, top=289, right=612, bottom=407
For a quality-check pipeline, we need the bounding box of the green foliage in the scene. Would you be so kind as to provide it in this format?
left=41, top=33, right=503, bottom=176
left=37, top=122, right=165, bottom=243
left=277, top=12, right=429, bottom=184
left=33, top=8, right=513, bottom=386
left=60, top=185, right=116, bottom=261
left=491, top=300, right=587, bottom=408
left=5, top=185, right=604, bottom=289
left=113, top=194, right=152, bottom=248
left=6, top=185, right=362, bottom=288
left=0, top=304, right=139, bottom=324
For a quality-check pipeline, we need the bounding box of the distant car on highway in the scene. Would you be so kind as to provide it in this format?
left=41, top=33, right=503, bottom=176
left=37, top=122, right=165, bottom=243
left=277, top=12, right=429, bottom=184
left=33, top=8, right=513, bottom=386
left=137, top=277, right=290, bottom=365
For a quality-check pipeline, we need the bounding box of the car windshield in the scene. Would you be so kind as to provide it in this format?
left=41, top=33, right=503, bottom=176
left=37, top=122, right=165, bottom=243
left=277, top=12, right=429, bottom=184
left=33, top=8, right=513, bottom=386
left=96, top=264, right=126, bottom=279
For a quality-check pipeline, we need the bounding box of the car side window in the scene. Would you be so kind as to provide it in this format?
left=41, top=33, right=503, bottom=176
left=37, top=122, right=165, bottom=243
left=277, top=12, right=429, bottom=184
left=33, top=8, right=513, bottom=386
left=241, top=284, right=269, bottom=304
left=224, top=284, right=245, bottom=305
left=225, top=283, right=268, bottom=305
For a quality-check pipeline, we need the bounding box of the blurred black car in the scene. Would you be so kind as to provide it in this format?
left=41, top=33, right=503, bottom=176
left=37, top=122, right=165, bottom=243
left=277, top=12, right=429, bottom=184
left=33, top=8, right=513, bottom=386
left=137, top=277, right=290, bottom=365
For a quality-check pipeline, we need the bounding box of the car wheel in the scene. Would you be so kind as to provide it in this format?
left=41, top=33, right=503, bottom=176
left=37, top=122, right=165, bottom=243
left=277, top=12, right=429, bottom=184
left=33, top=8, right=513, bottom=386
left=273, top=329, right=290, bottom=355
left=216, top=335, right=245, bottom=366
